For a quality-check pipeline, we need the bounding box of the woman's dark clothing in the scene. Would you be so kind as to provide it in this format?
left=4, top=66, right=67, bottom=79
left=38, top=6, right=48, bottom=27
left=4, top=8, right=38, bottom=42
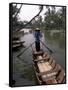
left=34, top=31, right=42, bottom=52
left=35, top=41, right=40, bottom=51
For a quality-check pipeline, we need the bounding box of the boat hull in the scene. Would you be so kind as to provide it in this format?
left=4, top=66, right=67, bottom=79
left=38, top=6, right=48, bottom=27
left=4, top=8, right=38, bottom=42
left=32, top=50, right=65, bottom=85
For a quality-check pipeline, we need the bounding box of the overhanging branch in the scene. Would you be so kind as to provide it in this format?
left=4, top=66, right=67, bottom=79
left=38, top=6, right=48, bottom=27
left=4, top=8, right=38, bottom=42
left=13, top=4, right=22, bottom=19
left=14, top=5, right=43, bottom=33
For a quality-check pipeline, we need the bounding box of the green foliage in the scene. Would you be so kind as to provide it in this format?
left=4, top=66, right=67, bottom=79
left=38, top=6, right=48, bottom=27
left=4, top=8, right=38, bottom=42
left=11, top=4, right=24, bottom=31
left=11, top=4, right=66, bottom=31
left=31, top=6, right=66, bottom=30
left=31, top=15, right=42, bottom=29
left=44, top=6, right=66, bottom=30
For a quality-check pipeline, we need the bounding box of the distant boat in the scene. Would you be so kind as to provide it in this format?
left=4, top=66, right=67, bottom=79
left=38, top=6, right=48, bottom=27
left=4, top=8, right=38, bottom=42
left=12, top=40, right=25, bottom=49
left=13, top=41, right=25, bottom=44
left=20, top=28, right=31, bottom=34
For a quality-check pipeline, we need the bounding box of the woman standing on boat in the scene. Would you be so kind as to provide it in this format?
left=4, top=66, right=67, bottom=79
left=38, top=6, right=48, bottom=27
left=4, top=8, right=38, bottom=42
left=34, top=28, right=42, bottom=52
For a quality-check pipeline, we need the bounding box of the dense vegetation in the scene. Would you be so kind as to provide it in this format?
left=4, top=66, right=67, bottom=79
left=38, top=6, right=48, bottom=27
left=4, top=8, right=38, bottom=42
left=31, top=6, right=66, bottom=30
left=11, top=4, right=66, bottom=31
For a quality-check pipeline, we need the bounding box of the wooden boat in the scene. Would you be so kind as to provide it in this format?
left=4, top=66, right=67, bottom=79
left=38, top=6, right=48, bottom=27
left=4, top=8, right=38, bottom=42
left=13, top=40, right=25, bottom=44
left=12, top=40, right=25, bottom=49
left=13, top=43, right=22, bottom=48
left=32, top=49, right=65, bottom=85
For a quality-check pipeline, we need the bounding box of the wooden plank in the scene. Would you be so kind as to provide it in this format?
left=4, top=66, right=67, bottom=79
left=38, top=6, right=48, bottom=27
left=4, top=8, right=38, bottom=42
left=37, top=61, right=52, bottom=74
left=34, top=55, right=50, bottom=62
left=37, top=64, right=61, bottom=76
left=33, top=51, right=65, bottom=84
left=33, top=51, right=43, bottom=55
left=44, top=62, right=52, bottom=71
left=37, top=60, right=57, bottom=84
left=48, top=56, right=53, bottom=65
left=37, top=62, right=45, bottom=72
left=43, top=52, right=48, bottom=57
left=57, top=69, right=65, bottom=83
left=51, top=60, right=56, bottom=69
left=13, top=41, right=25, bottom=44
left=37, top=56, right=52, bottom=72
left=46, top=78, right=57, bottom=84
left=33, top=64, right=42, bottom=84
left=13, top=44, right=21, bottom=48
left=34, top=57, right=49, bottom=62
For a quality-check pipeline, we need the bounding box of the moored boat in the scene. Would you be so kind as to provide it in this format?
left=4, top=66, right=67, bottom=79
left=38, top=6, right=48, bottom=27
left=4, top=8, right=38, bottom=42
left=32, top=49, right=65, bottom=85
left=12, top=40, right=25, bottom=49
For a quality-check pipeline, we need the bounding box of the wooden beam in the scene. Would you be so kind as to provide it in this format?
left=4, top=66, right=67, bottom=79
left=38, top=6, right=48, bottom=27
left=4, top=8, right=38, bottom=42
left=34, top=57, right=50, bottom=62
left=13, top=4, right=22, bottom=19
left=37, top=64, right=61, bottom=76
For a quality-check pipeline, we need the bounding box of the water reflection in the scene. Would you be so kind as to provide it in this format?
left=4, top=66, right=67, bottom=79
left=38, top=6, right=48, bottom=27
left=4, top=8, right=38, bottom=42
left=44, top=30, right=65, bottom=49
left=44, top=30, right=65, bottom=69
left=13, top=29, right=66, bottom=86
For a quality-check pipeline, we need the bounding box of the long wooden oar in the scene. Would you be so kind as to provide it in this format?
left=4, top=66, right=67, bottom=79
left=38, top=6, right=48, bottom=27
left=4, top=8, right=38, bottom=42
left=17, top=41, right=35, bottom=57
left=40, top=40, right=53, bottom=54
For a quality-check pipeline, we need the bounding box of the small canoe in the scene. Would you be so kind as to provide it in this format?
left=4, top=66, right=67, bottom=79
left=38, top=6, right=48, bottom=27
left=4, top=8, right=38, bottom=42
left=13, top=43, right=21, bottom=48
left=32, top=50, right=65, bottom=85
left=12, top=40, right=25, bottom=49
left=13, top=41, right=25, bottom=44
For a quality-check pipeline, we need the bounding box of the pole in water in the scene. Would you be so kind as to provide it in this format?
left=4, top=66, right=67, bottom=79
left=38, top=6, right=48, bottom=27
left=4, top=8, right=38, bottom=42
left=40, top=40, right=53, bottom=54
left=17, top=41, right=35, bottom=57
